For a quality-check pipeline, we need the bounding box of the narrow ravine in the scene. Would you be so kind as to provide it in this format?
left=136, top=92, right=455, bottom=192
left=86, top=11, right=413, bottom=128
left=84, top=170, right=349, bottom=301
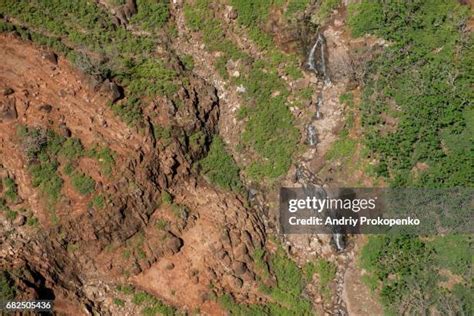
left=172, top=1, right=356, bottom=314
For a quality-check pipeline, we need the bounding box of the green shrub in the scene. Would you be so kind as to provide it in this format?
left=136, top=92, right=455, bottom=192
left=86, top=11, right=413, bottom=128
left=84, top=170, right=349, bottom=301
left=314, top=259, right=337, bottom=299
left=155, top=219, right=168, bottom=230
left=360, top=234, right=472, bottom=315
left=27, top=216, right=39, bottom=227
left=5, top=208, right=17, bottom=221
left=29, top=159, right=63, bottom=203
left=152, top=125, right=172, bottom=145
left=180, top=54, right=194, bottom=71
left=88, top=146, right=115, bottom=177
left=63, top=161, right=75, bottom=176
left=237, top=63, right=299, bottom=181
left=130, top=0, right=170, bottom=31
left=71, top=173, right=95, bottom=195
left=184, top=0, right=249, bottom=76
left=90, top=194, right=105, bottom=209
left=188, top=131, right=206, bottom=152
left=285, top=0, right=310, bottom=18
left=3, top=177, right=18, bottom=203
left=113, top=298, right=125, bottom=307
left=161, top=191, right=173, bottom=205
left=60, top=138, right=84, bottom=160
left=200, top=137, right=242, bottom=191
left=117, top=284, right=135, bottom=295
left=0, top=271, right=15, bottom=300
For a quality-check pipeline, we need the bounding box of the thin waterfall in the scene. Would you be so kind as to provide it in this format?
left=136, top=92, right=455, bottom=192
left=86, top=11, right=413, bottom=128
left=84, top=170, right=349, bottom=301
left=333, top=233, right=344, bottom=251
left=315, top=93, right=322, bottom=119
left=307, top=36, right=321, bottom=72
left=306, top=124, right=317, bottom=146
left=307, top=33, right=331, bottom=84
left=318, top=33, right=331, bottom=85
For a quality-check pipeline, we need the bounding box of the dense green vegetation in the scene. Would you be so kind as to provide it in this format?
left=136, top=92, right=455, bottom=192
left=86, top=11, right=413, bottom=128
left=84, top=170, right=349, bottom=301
left=348, top=0, right=473, bottom=187
left=238, top=64, right=299, bottom=181
left=130, top=0, right=170, bottom=32
left=228, top=0, right=275, bottom=49
left=0, top=0, right=176, bottom=126
left=361, top=235, right=473, bottom=315
left=200, top=137, right=242, bottom=192
left=220, top=247, right=315, bottom=315
left=0, top=177, right=18, bottom=221
left=0, top=179, right=39, bottom=225
left=348, top=1, right=473, bottom=314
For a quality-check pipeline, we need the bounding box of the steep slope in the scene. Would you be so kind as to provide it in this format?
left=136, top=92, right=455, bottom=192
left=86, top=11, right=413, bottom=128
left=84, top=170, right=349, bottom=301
left=0, top=32, right=267, bottom=314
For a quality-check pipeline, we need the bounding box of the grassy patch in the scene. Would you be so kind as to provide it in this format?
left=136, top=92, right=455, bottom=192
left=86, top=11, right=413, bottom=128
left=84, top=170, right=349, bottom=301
left=285, top=0, right=311, bottom=19
left=314, top=259, right=337, bottom=300
left=132, top=291, right=176, bottom=315
left=325, top=136, right=357, bottom=161
left=239, top=65, right=299, bottom=181
left=184, top=0, right=249, bottom=77
left=220, top=246, right=314, bottom=315
left=200, top=136, right=242, bottom=191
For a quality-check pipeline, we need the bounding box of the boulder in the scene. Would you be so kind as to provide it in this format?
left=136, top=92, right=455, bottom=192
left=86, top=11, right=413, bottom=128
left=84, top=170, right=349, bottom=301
left=165, top=235, right=183, bottom=254
left=41, top=51, right=58, bottom=64
left=13, top=215, right=26, bottom=226
left=39, top=104, right=53, bottom=113
left=59, top=123, right=72, bottom=138
left=232, top=261, right=248, bottom=276
left=3, top=87, right=14, bottom=96
left=0, top=98, right=18, bottom=121
left=100, top=80, right=123, bottom=103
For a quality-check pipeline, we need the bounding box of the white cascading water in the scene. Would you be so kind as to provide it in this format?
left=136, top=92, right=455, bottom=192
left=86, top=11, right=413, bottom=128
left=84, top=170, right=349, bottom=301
left=306, top=124, right=317, bottom=146
left=306, top=32, right=344, bottom=251
left=334, top=233, right=344, bottom=251
left=307, top=36, right=321, bottom=72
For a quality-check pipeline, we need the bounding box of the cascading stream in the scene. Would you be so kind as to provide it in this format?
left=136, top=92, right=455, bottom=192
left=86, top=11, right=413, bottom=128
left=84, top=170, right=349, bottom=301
left=302, top=33, right=349, bottom=315
left=306, top=32, right=346, bottom=252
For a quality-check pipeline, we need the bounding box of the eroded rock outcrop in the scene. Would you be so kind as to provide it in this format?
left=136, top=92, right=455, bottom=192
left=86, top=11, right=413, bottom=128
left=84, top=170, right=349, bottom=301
left=0, top=33, right=266, bottom=314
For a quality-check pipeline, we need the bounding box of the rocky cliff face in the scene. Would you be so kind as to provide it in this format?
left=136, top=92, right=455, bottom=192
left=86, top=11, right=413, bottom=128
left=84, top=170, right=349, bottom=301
left=0, top=31, right=267, bottom=314
left=0, top=0, right=386, bottom=314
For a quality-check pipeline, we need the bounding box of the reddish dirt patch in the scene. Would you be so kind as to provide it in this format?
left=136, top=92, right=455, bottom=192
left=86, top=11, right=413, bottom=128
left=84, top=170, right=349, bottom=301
left=0, top=33, right=141, bottom=226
